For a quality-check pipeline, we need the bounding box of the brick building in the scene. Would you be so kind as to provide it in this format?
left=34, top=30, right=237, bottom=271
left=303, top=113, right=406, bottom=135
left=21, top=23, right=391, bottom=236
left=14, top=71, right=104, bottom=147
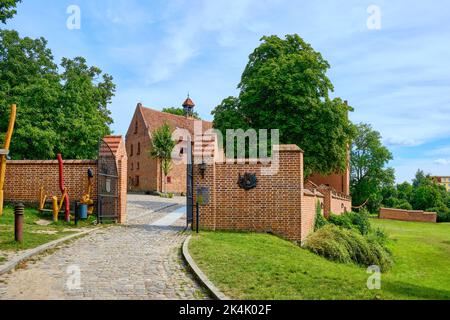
left=432, top=176, right=450, bottom=192
left=125, top=98, right=212, bottom=194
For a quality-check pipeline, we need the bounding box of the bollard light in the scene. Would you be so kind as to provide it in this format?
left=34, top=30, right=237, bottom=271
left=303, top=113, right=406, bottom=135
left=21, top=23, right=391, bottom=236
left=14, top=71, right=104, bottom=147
left=14, top=203, right=24, bottom=243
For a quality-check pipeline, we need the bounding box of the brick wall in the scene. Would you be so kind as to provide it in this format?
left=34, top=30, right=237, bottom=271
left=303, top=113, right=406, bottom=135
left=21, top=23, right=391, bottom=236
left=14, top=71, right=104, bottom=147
left=379, top=208, right=437, bottom=223
left=302, top=190, right=324, bottom=240
left=114, top=138, right=128, bottom=223
left=193, top=144, right=320, bottom=242
left=314, top=186, right=351, bottom=218
left=126, top=106, right=158, bottom=193
left=5, top=160, right=98, bottom=205
left=4, top=136, right=128, bottom=224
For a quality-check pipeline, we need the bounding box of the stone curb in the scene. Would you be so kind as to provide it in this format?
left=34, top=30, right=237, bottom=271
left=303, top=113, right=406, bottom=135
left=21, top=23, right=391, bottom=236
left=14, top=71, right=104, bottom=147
left=182, top=235, right=230, bottom=300
left=0, top=227, right=102, bottom=276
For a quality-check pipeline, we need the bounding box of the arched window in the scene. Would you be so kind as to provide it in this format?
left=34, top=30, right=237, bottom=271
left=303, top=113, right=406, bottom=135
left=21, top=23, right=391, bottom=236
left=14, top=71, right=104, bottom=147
left=137, top=142, right=141, bottom=155
left=134, top=120, right=138, bottom=134
left=130, top=144, right=134, bottom=157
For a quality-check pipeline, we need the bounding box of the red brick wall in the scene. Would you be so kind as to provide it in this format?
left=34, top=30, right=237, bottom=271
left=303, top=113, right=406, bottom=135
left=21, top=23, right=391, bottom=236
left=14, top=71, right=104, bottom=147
left=309, top=172, right=350, bottom=195
left=5, top=160, right=98, bottom=204
left=115, top=139, right=128, bottom=223
left=302, top=191, right=324, bottom=240
left=193, top=145, right=319, bottom=242
left=379, top=208, right=437, bottom=223
left=330, top=194, right=352, bottom=216
left=4, top=136, right=128, bottom=224
left=314, top=187, right=351, bottom=218
left=126, top=107, right=158, bottom=193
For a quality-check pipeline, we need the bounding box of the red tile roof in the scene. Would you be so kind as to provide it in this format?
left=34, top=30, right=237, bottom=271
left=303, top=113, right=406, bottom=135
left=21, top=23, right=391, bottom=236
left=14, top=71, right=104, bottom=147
left=103, top=135, right=123, bottom=155
left=182, top=97, right=195, bottom=107
left=139, top=105, right=213, bottom=136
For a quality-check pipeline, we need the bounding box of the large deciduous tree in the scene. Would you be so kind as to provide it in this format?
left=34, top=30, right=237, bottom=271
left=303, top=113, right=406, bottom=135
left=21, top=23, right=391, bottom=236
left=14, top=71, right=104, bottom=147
left=351, top=123, right=394, bottom=212
left=212, top=34, right=355, bottom=176
left=0, top=30, right=115, bottom=160
left=58, top=57, right=115, bottom=159
left=0, top=0, right=21, bottom=24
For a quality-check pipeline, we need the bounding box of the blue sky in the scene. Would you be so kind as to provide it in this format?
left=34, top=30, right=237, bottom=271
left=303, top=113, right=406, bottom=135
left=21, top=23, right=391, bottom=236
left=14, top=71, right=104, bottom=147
left=5, top=0, right=450, bottom=183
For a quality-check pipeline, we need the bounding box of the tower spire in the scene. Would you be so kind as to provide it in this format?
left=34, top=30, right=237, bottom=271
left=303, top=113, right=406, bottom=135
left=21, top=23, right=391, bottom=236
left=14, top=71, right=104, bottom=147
left=182, top=94, right=195, bottom=118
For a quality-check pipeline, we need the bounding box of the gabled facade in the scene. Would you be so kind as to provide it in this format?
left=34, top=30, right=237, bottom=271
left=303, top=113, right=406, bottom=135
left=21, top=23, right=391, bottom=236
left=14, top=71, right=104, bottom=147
left=125, top=102, right=212, bottom=194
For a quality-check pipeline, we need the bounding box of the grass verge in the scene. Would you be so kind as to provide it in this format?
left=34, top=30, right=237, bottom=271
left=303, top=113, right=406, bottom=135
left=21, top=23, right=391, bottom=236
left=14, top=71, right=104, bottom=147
left=0, top=205, right=97, bottom=252
left=189, top=219, right=450, bottom=300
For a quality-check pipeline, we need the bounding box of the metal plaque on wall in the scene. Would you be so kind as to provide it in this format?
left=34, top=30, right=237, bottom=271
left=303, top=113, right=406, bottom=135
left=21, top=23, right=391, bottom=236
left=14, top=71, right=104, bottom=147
left=197, top=187, right=210, bottom=206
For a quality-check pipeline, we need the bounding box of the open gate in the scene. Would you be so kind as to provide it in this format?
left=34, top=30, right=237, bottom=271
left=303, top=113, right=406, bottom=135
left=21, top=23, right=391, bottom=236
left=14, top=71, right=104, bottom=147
left=186, top=139, right=194, bottom=228
left=97, top=139, right=119, bottom=223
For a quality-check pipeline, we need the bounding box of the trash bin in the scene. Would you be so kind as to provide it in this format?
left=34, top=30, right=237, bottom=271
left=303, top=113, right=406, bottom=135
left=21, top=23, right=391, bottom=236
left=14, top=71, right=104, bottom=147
left=78, top=204, right=88, bottom=220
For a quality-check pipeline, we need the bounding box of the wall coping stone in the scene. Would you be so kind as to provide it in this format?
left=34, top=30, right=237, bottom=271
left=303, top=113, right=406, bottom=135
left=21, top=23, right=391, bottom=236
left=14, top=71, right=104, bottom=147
left=380, top=207, right=437, bottom=215
left=6, top=160, right=97, bottom=165
left=273, top=144, right=304, bottom=153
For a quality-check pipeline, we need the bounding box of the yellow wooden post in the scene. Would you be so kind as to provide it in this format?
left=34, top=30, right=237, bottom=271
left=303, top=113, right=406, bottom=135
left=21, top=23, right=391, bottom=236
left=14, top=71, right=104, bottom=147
left=52, top=196, right=59, bottom=222
left=0, top=104, right=17, bottom=217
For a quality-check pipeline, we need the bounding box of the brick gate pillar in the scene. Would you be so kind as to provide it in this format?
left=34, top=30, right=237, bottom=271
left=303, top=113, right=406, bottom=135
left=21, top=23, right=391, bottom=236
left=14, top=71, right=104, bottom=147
left=103, top=136, right=128, bottom=224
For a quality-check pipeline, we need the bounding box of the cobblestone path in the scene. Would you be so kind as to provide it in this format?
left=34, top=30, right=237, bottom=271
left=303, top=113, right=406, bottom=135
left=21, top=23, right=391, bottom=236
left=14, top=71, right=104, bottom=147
left=0, top=195, right=207, bottom=300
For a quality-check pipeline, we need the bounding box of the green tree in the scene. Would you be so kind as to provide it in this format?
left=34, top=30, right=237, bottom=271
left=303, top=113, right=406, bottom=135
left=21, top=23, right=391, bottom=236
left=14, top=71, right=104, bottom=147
left=0, top=30, right=115, bottom=160
left=397, top=181, right=413, bottom=202
left=211, top=97, right=248, bottom=135
left=350, top=123, right=394, bottom=212
left=0, top=0, right=21, bottom=24
left=162, top=107, right=201, bottom=120
left=149, top=123, right=176, bottom=194
left=58, top=57, right=115, bottom=159
left=212, top=34, right=355, bottom=176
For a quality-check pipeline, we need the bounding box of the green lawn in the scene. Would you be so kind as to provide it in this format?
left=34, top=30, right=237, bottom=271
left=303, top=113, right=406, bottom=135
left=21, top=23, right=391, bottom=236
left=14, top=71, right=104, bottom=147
left=0, top=205, right=96, bottom=252
left=189, top=219, right=450, bottom=300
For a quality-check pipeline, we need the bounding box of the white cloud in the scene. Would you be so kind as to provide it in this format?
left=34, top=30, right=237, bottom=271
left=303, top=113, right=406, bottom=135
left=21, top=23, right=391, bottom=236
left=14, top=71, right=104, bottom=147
left=434, top=159, right=450, bottom=166
left=429, top=147, right=450, bottom=156
left=384, top=137, right=421, bottom=147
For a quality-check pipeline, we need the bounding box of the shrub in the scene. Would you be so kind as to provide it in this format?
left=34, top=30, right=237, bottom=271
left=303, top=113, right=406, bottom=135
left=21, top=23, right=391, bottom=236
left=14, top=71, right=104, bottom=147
left=305, top=225, right=393, bottom=271
left=428, top=206, right=450, bottom=222
left=328, top=212, right=371, bottom=235
left=314, top=200, right=328, bottom=231
left=367, top=227, right=390, bottom=246
left=394, top=199, right=413, bottom=211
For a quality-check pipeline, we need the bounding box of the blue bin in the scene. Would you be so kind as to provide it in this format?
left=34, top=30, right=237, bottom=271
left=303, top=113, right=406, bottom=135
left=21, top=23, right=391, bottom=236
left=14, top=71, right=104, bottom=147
left=78, top=204, right=88, bottom=220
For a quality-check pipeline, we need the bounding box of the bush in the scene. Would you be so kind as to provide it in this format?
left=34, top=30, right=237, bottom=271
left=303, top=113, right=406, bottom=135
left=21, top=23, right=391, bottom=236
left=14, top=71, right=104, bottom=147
left=305, top=225, right=393, bottom=271
left=428, top=206, right=450, bottom=222
left=328, top=212, right=371, bottom=235
left=394, top=199, right=413, bottom=211
left=314, top=201, right=328, bottom=231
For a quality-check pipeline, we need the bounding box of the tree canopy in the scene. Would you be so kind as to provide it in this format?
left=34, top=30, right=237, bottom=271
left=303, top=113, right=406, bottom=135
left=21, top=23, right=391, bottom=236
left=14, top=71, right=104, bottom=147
left=162, top=107, right=201, bottom=120
left=0, top=30, right=115, bottom=160
left=0, top=0, right=21, bottom=24
left=212, top=34, right=355, bottom=176
left=350, top=123, right=394, bottom=212
left=379, top=170, right=450, bottom=222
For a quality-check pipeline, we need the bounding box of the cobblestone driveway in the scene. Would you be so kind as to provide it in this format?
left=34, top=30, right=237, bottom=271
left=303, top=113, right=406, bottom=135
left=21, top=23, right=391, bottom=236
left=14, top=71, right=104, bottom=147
left=0, top=195, right=207, bottom=300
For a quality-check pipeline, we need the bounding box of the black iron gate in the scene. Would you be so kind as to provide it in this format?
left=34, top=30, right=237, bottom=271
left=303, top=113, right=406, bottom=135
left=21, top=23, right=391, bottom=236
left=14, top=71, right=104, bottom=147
left=186, top=139, right=194, bottom=227
left=97, top=139, right=119, bottom=223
